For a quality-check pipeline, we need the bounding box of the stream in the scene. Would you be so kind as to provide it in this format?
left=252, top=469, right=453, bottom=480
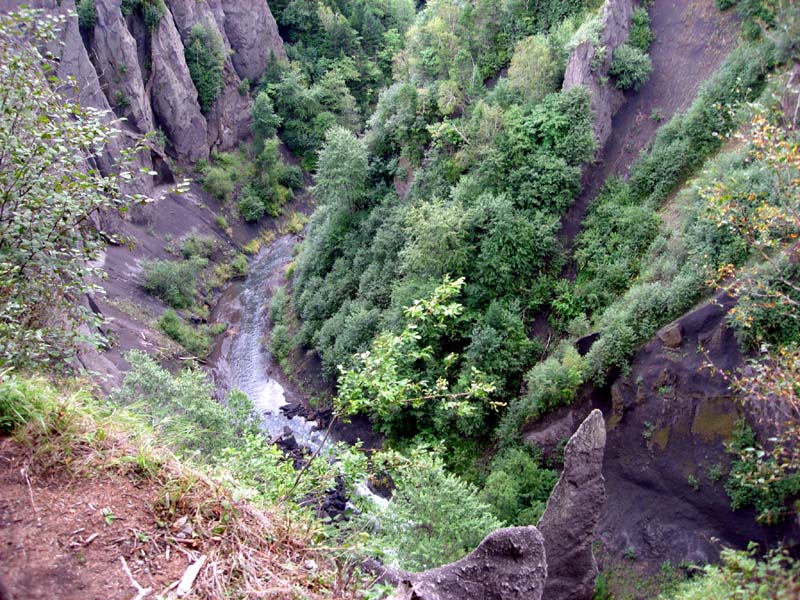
left=210, top=235, right=324, bottom=448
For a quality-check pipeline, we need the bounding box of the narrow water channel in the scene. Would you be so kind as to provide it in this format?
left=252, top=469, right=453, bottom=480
left=211, top=235, right=323, bottom=447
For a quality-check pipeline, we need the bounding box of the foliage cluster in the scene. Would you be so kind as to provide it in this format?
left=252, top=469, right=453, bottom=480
left=185, top=24, right=226, bottom=113
left=158, top=309, right=225, bottom=358
left=77, top=0, right=97, bottom=29
left=660, top=545, right=800, bottom=600
left=120, top=0, right=166, bottom=30
left=198, top=145, right=302, bottom=223
left=0, top=10, right=148, bottom=369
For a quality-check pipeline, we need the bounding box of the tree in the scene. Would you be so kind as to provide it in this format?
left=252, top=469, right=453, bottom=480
left=507, top=34, right=561, bottom=102
left=609, top=43, right=652, bottom=91
left=184, top=24, right=225, bottom=112
left=0, top=9, right=147, bottom=368
left=313, top=126, right=369, bottom=211
left=251, top=91, right=282, bottom=142
left=335, top=276, right=496, bottom=436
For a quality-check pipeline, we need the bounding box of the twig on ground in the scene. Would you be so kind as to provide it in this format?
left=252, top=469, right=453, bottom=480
left=176, top=554, right=207, bottom=597
left=20, top=467, right=38, bottom=521
left=119, top=556, right=152, bottom=600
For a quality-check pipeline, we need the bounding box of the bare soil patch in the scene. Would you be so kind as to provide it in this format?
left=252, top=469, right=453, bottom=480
left=0, top=437, right=186, bottom=600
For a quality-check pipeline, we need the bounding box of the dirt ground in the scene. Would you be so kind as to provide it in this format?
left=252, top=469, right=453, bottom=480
left=559, top=0, right=740, bottom=274
left=0, top=438, right=187, bottom=600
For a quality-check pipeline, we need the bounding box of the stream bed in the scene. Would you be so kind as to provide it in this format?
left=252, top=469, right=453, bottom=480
left=210, top=235, right=325, bottom=448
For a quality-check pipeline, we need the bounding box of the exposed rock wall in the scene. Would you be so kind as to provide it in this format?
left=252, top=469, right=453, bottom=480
left=149, top=10, right=208, bottom=162
left=388, top=527, right=547, bottom=600
left=563, top=0, right=636, bottom=153
left=537, top=409, right=607, bottom=600
left=523, top=293, right=799, bottom=573
left=1, top=0, right=286, bottom=164
left=221, top=0, right=287, bottom=81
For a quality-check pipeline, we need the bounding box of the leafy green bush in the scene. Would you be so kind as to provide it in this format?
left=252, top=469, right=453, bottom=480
left=480, top=446, right=558, bottom=525
left=279, top=164, right=304, bottom=190
left=185, top=24, right=225, bottom=113
left=77, top=0, right=97, bottom=29
left=231, top=253, right=248, bottom=277
left=120, top=0, right=165, bottom=30
left=141, top=258, right=205, bottom=309
left=113, top=350, right=259, bottom=455
left=609, top=43, right=652, bottom=91
left=238, top=187, right=267, bottom=222
left=660, top=546, right=800, bottom=600
left=628, top=7, right=654, bottom=51
left=725, top=420, right=800, bottom=524
left=497, top=346, right=584, bottom=443
left=158, top=309, right=224, bottom=357
left=202, top=166, right=235, bottom=201
left=365, top=450, right=502, bottom=571
left=0, top=10, right=148, bottom=368
left=179, top=233, right=217, bottom=259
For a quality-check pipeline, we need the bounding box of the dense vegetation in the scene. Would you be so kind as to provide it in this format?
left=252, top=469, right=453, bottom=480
left=4, top=0, right=800, bottom=598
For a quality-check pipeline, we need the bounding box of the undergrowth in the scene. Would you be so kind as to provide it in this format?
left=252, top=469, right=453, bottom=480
left=0, top=371, right=376, bottom=599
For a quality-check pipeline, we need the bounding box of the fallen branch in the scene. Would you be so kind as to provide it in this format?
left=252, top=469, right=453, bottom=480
left=119, top=556, right=152, bottom=600
left=20, top=467, right=38, bottom=521
left=176, top=554, right=207, bottom=597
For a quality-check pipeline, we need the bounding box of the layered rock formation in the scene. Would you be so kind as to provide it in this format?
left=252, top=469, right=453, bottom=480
left=563, top=0, right=636, bottom=152
left=1, top=0, right=286, bottom=166
left=537, top=409, right=607, bottom=600
left=388, top=527, right=548, bottom=600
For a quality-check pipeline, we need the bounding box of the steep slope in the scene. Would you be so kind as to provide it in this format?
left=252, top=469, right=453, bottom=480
left=560, top=0, right=739, bottom=275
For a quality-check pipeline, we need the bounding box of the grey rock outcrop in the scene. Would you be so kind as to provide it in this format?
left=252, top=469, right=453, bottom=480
left=93, top=0, right=155, bottom=135
left=563, top=0, right=635, bottom=152
left=537, top=409, right=607, bottom=600
left=167, top=0, right=250, bottom=150
left=389, top=527, right=547, bottom=600
left=150, top=12, right=208, bottom=162
left=221, top=0, right=286, bottom=82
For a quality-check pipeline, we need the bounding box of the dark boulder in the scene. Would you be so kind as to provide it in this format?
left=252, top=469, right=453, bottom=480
left=537, top=409, right=607, bottom=600
left=389, top=526, right=547, bottom=600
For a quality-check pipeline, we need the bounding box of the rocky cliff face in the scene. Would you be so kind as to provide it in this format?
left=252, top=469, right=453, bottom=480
left=538, top=409, right=607, bottom=600
left=388, top=527, right=548, bottom=600
left=563, top=0, right=636, bottom=153
left=2, top=0, right=286, bottom=169
left=524, top=293, right=799, bottom=574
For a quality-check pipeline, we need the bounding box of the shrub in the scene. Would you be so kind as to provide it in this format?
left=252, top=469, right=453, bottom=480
left=158, top=309, right=220, bottom=357
left=231, top=253, right=248, bottom=277
left=628, top=8, right=654, bottom=51
left=609, top=43, right=653, bottom=91
left=77, top=0, right=97, bottom=29
left=202, top=166, right=235, bottom=201
left=725, top=420, right=800, bottom=524
left=141, top=0, right=166, bottom=30
left=113, top=350, right=258, bottom=454
left=214, top=214, right=229, bottom=231
left=179, top=233, right=217, bottom=259
left=497, top=346, right=584, bottom=443
left=365, top=450, right=502, bottom=571
left=279, top=164, right=304, bottom=190
left=480, top=446, right=558, bottom=525
left=185, top=24, right=225, bottom=112
left=238, top=187, right=266, bottom=222
left=0, top=10, right=147, bottom=367
left=140, top=258, right=205, bottom=308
